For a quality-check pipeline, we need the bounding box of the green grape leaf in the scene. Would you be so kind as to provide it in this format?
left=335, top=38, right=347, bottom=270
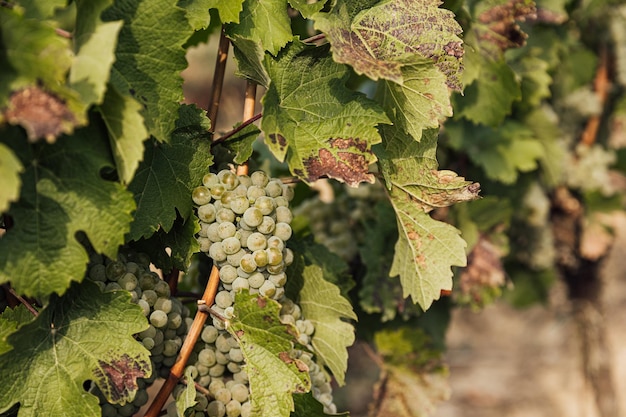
left=288, top=0, right=327, bottom=19
left=0, top=123, right=135, bottom=298
left=292, top=392, right=349, bottom=417
left=70, top=0, right=123, bottom=108
left=261, top=40, right=390, bottom=186
left=103, top=0, right=200, bottom=142
left=0, top=281, right=152, bottom=417
left=376, top=58, right=453, bottom=141
left=298, top=264, right=357, bottom=386
left=217, top=122, right=261, bottom=165
left=0, top=305, right=33, bottom=356
left=314, top=0, right=463, bottom=89
left=98, top=84, right=149, bottom=185
left=176, top=366, right=198, bottom=417
left=378, top=128, right=480, bottom=211
left=225, top=0, right=292, bottom=55
left=512, top=55, right=553, bottom=110
left=388, top=188, right=467, bottom=310
left=130, top=215, right=200, bottom=273
left=205, top=0, right=244, bottom=23
left=16, top=0, right=67, bottom=19
left=128, top=105, right=212, bottom=240
left=229, top=292, right=311, bottom=417
left=178, top=0, right=212, bottom=30
left=0, top=143, right=22, bottom=213
left=446, top=120, right=545, bottom=184
left=230, top=35, right=271, bottom=87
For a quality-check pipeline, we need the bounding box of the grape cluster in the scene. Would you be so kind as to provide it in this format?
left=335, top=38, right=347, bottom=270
left=178, top=169, right=337, bottom=416
left=86, top=250, right=191, bottom=417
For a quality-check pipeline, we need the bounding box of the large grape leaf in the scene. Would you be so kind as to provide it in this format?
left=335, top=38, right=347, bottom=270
left=261, top=39, right=390, bottom=186
left=127, top=105, right=212, bottom=240
left=314, top=0, right=463, bottom=90
left=388, top=188, right=467, bottom=310
left=229, top=292, right=311, bottom=417
left=378, top=128, right=480, bottom=211
left=205, top=0, right=244, bottom=23
left=0, top=143, right=22, bottom=213
left=103, top=0, right=200, bottom=142
left=0, top=123, right=135, bottom=298
left=0, top=281, right=152, bottom=417
left=225, top=0, right=292, bottom=55
left=297, top=264, right=357, bottom=386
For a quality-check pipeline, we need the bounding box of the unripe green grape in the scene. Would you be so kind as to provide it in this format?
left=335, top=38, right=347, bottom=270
left=207, top=400, right=226, bottom=417
left=209, top=363, right=225, bottom=377
left=198, top=204, right=217, bottom=223
left=230, top=383, right=249, bottom=403
left=216, top=350, right=229, bottom=365
left=139, top=272, right=158, bottom=290
left=150, top=310, right=168, bottom=328
left=241, top=401, right=252, bottom=417
left=198, top=348, right=217, bottom=367
left=167, top=312, right=182, bottom=329
left=155, top=280, right=171, bottom=297
left=238, top=229, right=253, bottom=248
left=198, top=237, right=211, bottom=252
left=282, top=184, right=295, bottom=201
left=89, top=264, right=106, bottom=282
left=163, top=340, right=179, bottom=356
left=201, top=325, right=219, bottom=344
left=230, top=195, right=250, bottom=214
left=259, top=280, right=276, bottom=298
left=137, top=299, right=150, bottom=316
left=142, top=337, right=155, bottom=350
left=266, top=247, right=283, bottom=266
left=210, top=184, right=226, bottom=199
left=257, top=216, right=275, bottom=234
left=192, top=186, right=212, bottom=205
left=226, top=360, right=242, bottom=374
left=164, top=328, right=177, bottom=340
left=274, top=195, right=289, bottom=208
left=232, top=277, right=250, bottom=292
left=217, top=222, right=237, bottom=239
left=246, top=232, right=267, bottom=251
left=275, top=206, right=293, bottom=224
left=217, top=209, right=236, bottom=225
left=153, top=329, right=164, bottom=345
left=132, top=389, right=149, bottom=407
left=250, top=171, right=269, bottom=187
left=274, top=222, right=292, bottom=242
left=266, top=262, right=284, bottom=274
left=223, top=306, right=235, bottom=319
left=233, top=369, right=249, bottom=384
left=246, top=185, right=266, bottom=202
left=229, top=347, right=244, bottom=363
left=104, top=282, right=122, bottom=292
left=266, top=236, right=284, bottom=251
left=93, top=281, right=106, bottom=291
left=242, top=207, right=263, bottom=227
left=209, top=379, right=225, bottom=396
left=239, top=254, right=257, bottom=273
left=254, top=196, right=275, bottom=215
left=218, top=170, right=239, bottom=190
left=154, top=297, right=173, bottom=314
left=216, top=334, right=232, bottom=353
left=219, top=264, right=238, bottom=284
left=252, top=249, right=269, bottom=267
left=265, top=180, right=283, bottom=197
left=269, top=272, right=287, bottom=287
left=116, top=272, right=137, bottom=291
left=195, top=393, right=209, bottom=411
left=283, top=248, right=294, bottom=266
left=139, top=324, right=157, bottom=339
left=215, top=290, right=233, bottom=308
left=280, top=314, right=296, bottom=326
left=226, top=249, right=246, bottom=267
left=238, top=218, right=254, bottom=231
left=101, top=403, right=117, bottom=417
left=141, top=289, right=158, bottom=306
left=209, top=242, right=227, bottom=262
left=203, top=173, right=219, bottom=187
left=105, top=261, right=125, bottom=281
left=197, top=363, right=210, bottom=376
left=226, top=400, right=242, bottom=417
left=247, top=272, right=265, bottom=289
left=222, top=237, right=242, bottom=255
left=274, top=287, right=285, bottom=300
left=236, top=267, right=251, bottom=278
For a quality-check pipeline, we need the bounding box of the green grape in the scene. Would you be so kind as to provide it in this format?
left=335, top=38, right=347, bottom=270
left=101, top=403, right=117, bottom=417
left=154, top=280, right=171, bottom=297
left=207, top=400, right=226, bottom=417
left=266, top=247, right=283, bottom=266
left=195, top=393, right=209, bottom=411
left=274, top=195, right=289, bottom=207
left=283, top=248, right=294, bottom=266
left=225, top=400, right=242, bottom=417
left=254, top=196, right=275, bottom=215
left=210, top=184, right=226, bottom=199
left=202, top=325, right=219, bottom=344
left=154, top=297, right=173, bottom=314
left=282, top=184, right=295, bottom=201
left=230, top=195, right=250, bottom=214
left=88, top=264, right=106, bottom=282
left=252, top=249, right=268, bottom=267
left=219, top=264, right=238, bottom=284
left=259, top=280, right=276, bottom=298
left=150, top=310, right=168, bottom=328
left=209, top=242, right=228, bottom=262
left=197, top=363, right=210, bottom=376
left=203, top=173, right=219, bottom=187
left=198, top=237, right=211, bottom=252
left=139, top=272, right=158, bottom=290
left=104, top=282, right=121, bottom=292
left=132, top=388, right=149, bottom=408
left=198, top=348, right=217, bottom=367
left=265, top=180, right=283, bottom=197
left=167, top=312, right=182, bottom=329
left=215, top=334, right=232, bottom=353
left=223, top=306, right=235, bottom=319
left=209, top=364, right=225, bottom=377
left=232, top=277, right=250, bottom=292
left=226, top=249, right=246, bottom=268
left=239, top=254, right=257, bottom=274
left=219, top=170, right=239, bottom=190
left=274, top=222, right=292, bottom=242
left=250, top=171, right=269, bottom=187
left=247, top=272, right=265, bottom=289
left=209, top=379, right=225, bottom=396
left=215, top=387, right=232, bottom=404
left=229, top=348, right=244, bottom=363
left=230, top=383, right=249, bottom=403
left=266, top=236, right=284, bottom=251
left=215, top=290, right=233, bottom=308
left=137, top=299, right=150, bottom=316
left=216, top=350, right=230, bottom=365
left=139, top=324, right=157, bottom=339
left=142, top=289, right=158, bottom=306
left=266, top=262, right=284, bottom=274
left=240, top=401, right=252, bottom=417
left=193, top=186, right=212, bottom=205
left=221, top=237, right=242, bottom=255
left=236, top=267, right=250, bottom=279
left=257, top=216, right=275, bottom=234
left=275, top=206, right=293, bottom=223
left=269, top=272, right=287, bottom=287
left=198, top=204, right=217, bottom=223
left=206, top=222, right=221, bottom=242
left=216, top=208, right=236, bottom=224
left=246, top=185, right=266, bottom=202
left=142, top=337, right=155, bottom=350
left=246, top=232, right=267, bottom=251
left=242, top=207, right=263, bottom=227
left=163, top=340, right=179, bottom=356
left=105, top=261, right=125, bottom=281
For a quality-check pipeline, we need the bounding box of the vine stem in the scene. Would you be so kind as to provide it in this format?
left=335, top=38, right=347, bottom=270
left=207, top=28, right=230, bottom=133
left=1, top=285, right=38, bottom=316
left=211, top=112, right=262, bottom=146
left=236, top=81, right=258, bottom=176
left=580, top=45, right=609, bottom=147
left=144, top=266, right=221, bottom=417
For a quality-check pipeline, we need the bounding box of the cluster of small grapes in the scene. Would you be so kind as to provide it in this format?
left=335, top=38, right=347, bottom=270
left=178, top=169, right=337, bottom=416
left=294, top=181, right=386, bottom=262
left=87, top=251, right=191, bottom=417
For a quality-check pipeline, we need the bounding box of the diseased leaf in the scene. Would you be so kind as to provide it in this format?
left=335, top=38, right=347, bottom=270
left=225, top=0, right=292, bottom=55
left=315, top=0, right=464, bottom=89
left=103, top=0, right=200, bottom=142
left=0, top=281, right=151, bottom=417
left=229, top=292, right=311, bottom=417
left=128, top=105, right=212, bottom=240
left=297, top=264, right=357, bottom=385
left=261, top=39, right=389, bottom=186
left=0, top=122, right=136, bottom=298
left=389, top=188, right=467, bottom=310
left=0, top=143, right=22, bottom=213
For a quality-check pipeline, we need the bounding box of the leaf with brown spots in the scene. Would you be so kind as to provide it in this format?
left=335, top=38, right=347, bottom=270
left=0, top=281, right=151, bottom=417
left=314, top=0, right=464, bottom=90
left=228, top=291, right=311, bottom=417
left=261, top=39, right=389, bottom=187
